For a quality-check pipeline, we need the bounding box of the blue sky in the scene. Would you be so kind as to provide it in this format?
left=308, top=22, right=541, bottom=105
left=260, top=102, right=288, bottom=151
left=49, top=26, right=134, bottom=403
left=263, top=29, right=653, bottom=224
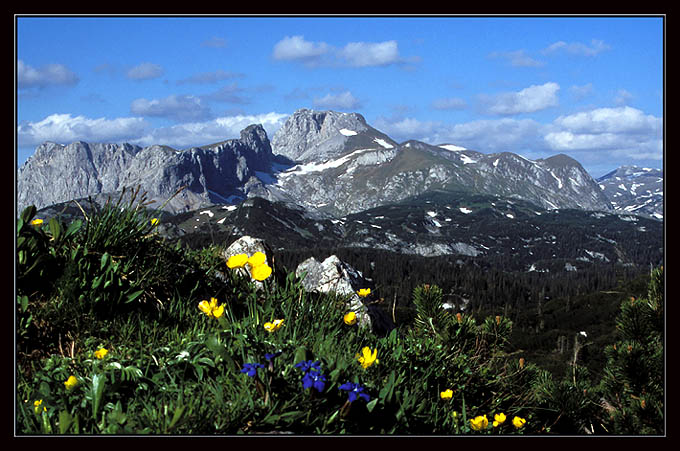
left=16, top=15, right=664, bottom=178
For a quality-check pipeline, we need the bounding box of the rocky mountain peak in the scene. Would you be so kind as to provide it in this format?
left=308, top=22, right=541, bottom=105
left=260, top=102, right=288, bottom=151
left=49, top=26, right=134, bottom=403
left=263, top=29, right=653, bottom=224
left=271, top=108, right=372, bottom=163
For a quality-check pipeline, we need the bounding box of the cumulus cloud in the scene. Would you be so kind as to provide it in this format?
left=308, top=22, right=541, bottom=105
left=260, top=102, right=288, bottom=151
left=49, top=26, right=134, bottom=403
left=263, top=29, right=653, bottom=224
left=17, top=60, right=79, bottom=89
left=313, top=91, right=361, bottom=110
left=480, top=82, right=560, bottom=115
left=272, top=35, right=330, bottom=64
left=543, top=39, right=610, bottom=57
left=339, top=40, right=402, bottom=67
left=17, top=113, right=149, bottom=147
left=130, top=95, right=212, bottom=122
left=17, top=112, right=289, bottom=151
left=272, top=36, right=415, bottom=68
left=544, top=106, right=662, bottom=160
left=126, top=62, right=164, bottom=80
left=133, top=112, right=289, bottom=148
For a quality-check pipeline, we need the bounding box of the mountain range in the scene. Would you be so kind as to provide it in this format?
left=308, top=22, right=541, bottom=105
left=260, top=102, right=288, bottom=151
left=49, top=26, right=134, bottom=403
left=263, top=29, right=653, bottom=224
left=17, top=108, right=663, bottom=268
left=17, top=108, right=662, bottom=221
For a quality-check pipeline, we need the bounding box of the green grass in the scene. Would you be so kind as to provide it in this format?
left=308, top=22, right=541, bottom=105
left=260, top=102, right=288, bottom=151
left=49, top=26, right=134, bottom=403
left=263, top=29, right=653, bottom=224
left=15, top=200, right=664, bottom=435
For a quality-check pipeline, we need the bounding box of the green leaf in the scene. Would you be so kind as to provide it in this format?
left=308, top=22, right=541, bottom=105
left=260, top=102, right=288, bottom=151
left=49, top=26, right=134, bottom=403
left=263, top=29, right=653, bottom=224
left=91, top=373, right=106, bottom=419
left=48, top=218, right=62, bottom=243
left=58, top=410, right=74, bottom=434
left=125, top=289, right=144, bottom=304
left=100, top=252, right=111, bottom=271
left=366, top=398, right=379, bottom=413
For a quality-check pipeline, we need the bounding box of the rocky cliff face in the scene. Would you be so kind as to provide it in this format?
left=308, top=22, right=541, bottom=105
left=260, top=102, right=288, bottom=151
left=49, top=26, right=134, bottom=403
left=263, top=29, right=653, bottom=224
left=17, top=124, right=276, bottom=214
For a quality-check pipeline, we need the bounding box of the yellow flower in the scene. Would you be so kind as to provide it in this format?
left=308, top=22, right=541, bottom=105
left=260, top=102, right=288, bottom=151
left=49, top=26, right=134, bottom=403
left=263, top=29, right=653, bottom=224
left=94, top=347, right=109, bottom=359
left=356, top=346, right=378, bottom=369
left=34, top=399, right=46, bottom=414
left=343, top=311, right=357, bottom=325
left=264, top=318, right=284, bottom=333
left=512, top=416, right=527, bottom=429
left=247, top=252, right=267, bottom=268
left=440, top=389, right=453, bottom=400
left=357, top=288, right=371, bottom=297
left=30, top=218, right=44, bottom=226
left=227, top=253, right=249, bottom=269
left=493, top=412, right=506, bottom=427
left=251, top=263, right=272, bottom=281
left=150, top=218, right=159, bottom=227
left=198, top=297, right=225, bottom=319
left=64, top=375, right=78, bottom=390
left=469, top=415, right=489, bottom=431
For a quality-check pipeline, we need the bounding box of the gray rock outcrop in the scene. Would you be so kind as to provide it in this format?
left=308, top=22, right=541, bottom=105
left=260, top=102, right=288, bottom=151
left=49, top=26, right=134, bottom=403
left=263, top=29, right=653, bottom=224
left=17, top=124, right=276, bottom=214
left=295, top=255, right=394, bottom=334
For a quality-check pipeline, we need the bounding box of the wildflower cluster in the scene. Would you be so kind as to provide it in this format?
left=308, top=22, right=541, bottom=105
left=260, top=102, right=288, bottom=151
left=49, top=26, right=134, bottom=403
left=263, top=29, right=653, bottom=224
left=468, top=413, right=526, bottom=432
left=198, top=297, right=225, bottom=319
left=227, top=251, right=272, bottom=281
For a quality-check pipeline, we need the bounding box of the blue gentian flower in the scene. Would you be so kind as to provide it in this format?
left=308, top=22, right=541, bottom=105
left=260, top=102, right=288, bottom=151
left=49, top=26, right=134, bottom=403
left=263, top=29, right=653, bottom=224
left=265, top=351, right=283, bottom=362
left=240, top=362, right=264, bottom=377
left=302, top=369, right=327, bottom=392
left=294, top=360, right=322, bottom=373
left=339, top=382, right=370, bottom=402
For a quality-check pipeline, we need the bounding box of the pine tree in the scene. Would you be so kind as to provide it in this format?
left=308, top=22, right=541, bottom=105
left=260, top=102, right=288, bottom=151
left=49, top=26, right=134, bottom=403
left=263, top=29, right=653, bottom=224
left=598, top=266, right=664, bottom=434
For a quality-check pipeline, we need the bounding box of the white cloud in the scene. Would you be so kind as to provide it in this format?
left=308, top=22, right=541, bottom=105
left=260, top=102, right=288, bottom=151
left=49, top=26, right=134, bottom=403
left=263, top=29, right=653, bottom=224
left=17, top=112, right=289, bottom=151
left=543, top=39, right=610, bottom=57
left=550, top=106, right=660, bottom=135
left=130, top=95, right=212, bottom=122
left=134, top=112, right=289, bottom=148
left=273, top=36, right=414, bottom=68
left=17, top=60, right=79, bottom=89
left=126, top=62, right=164, bottom=80
left=480, top=82, right=560, bottom=115
left=17, top=113, right=149, bottom=147
left=339, top=41, right=401, bottom=67
left=272, top=36, right=330, bottom=63
left=313, top=91, right=361, bottom=110
left=544, top=106, right=662, bottom=160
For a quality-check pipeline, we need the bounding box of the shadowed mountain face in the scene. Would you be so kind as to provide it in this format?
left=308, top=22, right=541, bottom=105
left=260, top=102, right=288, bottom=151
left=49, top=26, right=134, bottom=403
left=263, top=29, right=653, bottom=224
left=19, top=108, right=650, bottom=221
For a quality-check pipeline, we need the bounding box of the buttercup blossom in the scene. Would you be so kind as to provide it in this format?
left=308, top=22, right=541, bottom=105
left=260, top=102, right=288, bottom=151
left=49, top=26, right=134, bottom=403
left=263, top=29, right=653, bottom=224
left=150, top=218, right=159, bottom=227
left=251, top=263, right=272, bottom=281
left=227, top=253, right=249, bottom=269
left=94, top=347, right=109, bottom=359
left=512, top=416, right=527, bottom=429
left=356, top=346, right=378, bottom=369
left=31, top=218, right=44, bottom=226
left=493, top=413, right=507, bottom=427
left=469, top=415, right=489, bottom=431
left=357, top=288, right=371, bottom=297
left=64, top=375, right=78, bottom=390
left=34, top=399, right=46, bottom=413
left=198, top=297, right=225, bottom=319
left=440, top=389, right=454, bottom=400
left=264, top=318, right=284, bottom=333
left=344, top=311, right=357, bottom=325
left=247, top=252, right=267, bottom=268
